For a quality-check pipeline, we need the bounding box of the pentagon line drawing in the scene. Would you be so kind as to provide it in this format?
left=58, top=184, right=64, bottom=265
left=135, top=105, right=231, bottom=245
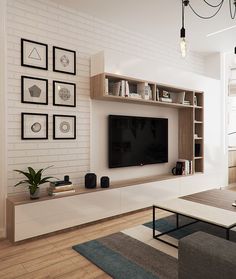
left=28, top=85, right=41, bottom=98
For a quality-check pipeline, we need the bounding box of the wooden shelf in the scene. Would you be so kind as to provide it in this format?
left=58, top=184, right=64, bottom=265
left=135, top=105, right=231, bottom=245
left=99, top=94, right=194, bottom=109
left=90, top=72, right=204, bottom=174
left=194, top=157, right=203, bottom=160
left=8, top=173, right=181, bottom=206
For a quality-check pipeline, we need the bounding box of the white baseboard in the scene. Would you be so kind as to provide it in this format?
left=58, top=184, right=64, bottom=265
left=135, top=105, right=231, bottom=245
left=0, top=228, right=6, bottom=239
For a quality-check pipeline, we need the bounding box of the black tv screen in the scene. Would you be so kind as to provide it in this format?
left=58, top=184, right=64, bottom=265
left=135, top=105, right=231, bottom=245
left=108, top=115, right=168, bottom=168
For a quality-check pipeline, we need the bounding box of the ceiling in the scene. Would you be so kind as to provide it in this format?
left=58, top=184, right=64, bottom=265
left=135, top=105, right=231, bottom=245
left=52, top=0, right=236, bottom=55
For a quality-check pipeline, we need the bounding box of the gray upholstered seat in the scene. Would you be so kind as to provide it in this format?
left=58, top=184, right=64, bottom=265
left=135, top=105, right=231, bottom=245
left=178, top=231, right=236, bottom=279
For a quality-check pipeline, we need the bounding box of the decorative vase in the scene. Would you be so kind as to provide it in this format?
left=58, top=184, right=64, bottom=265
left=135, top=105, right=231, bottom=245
left=30, top=187, right=40, bottom=200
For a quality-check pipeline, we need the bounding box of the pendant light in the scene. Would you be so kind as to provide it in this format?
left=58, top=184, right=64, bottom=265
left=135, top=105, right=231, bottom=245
left=179, top=0, right=236, bottom=58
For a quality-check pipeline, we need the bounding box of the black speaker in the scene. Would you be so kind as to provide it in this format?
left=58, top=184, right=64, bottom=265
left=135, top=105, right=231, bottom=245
left=85, top=173, right=97, bottom=189
left=100, top=176, right=110, bottom=188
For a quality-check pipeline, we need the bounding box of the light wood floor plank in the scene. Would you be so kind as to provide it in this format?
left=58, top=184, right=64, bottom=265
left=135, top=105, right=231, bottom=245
left=0, top=209, right=154, bottom=278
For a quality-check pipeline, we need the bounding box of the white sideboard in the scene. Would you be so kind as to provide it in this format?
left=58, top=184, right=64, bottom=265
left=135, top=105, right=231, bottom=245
left=7, top=173, right=217, bottom=242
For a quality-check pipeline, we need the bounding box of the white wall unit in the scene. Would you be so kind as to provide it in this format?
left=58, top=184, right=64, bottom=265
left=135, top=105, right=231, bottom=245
left=91, top=51, right=227, bottom=188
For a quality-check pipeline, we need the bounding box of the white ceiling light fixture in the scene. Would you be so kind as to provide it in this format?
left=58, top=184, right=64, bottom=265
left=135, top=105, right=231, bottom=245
left=180, top=0, right=236, bottom=57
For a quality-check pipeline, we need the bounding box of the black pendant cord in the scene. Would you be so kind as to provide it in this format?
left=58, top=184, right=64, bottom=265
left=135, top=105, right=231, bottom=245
left=204, top=0, right=224, bottom=7
left=229, top=0, right=236, bottom=19
left=189, top=1, right=224, bottom=19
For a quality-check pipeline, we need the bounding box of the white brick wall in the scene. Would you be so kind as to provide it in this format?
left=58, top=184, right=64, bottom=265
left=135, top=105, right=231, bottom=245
left=7, top=0, right=205, bottom=195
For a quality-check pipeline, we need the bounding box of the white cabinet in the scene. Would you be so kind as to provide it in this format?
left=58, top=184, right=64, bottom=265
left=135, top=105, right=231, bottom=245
left=8, top=174, right=218, bottom=242
left=120, top=178, right=180, bottom=213
left=14, top=189, right=121, bottom=241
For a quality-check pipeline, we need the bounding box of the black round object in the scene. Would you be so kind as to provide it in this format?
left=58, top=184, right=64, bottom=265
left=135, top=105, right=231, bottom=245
left=85, top=173, right=97, bottom=189
left=64, top=175, right=69, bottom=182
left=100, top=176, right=110, bottom=188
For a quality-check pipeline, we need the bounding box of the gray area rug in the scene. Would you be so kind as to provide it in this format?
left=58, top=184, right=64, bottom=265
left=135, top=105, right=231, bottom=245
left=73, top=214, right=236, bottom=279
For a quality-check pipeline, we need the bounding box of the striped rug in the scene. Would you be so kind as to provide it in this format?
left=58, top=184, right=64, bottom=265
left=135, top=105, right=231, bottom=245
left=72, top=214, right=236, bottom=279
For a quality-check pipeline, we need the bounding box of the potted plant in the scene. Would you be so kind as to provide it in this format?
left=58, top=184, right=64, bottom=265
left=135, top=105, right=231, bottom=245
left=14, top=166, right=55, bottom=199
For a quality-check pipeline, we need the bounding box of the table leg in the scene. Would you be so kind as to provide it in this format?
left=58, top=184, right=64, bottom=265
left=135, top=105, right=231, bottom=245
left=226, top=229, right=229, bottom=240
left=153, top=206, right=156, bottom=238
left=176, top=213, right=179, bottom=229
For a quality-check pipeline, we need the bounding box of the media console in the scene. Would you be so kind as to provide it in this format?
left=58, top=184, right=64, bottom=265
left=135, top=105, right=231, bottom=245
left=7, top=173, right=215, bottom=243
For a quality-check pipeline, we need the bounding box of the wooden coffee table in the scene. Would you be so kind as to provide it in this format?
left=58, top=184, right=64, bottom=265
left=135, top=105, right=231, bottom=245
left=153, top=189, right=236, bottom=248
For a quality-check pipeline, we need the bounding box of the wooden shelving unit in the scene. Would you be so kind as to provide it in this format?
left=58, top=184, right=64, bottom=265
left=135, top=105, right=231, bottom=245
left=90, top=72, right=204, bottom=174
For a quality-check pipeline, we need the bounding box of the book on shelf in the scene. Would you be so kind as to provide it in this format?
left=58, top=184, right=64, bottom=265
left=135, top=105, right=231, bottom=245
left=177, top=159, right=193, bottom=175
left=48, top=189, right=76, bottom=196
left=105, top=78, right=109, bottom=95
left=125, top=81, right=130, bottom=97
left=160, top=97, right=172, bottom=103
left=49, top=184, right=74, bottom=191
left=50, top=181, right=72, bottom=187
left=129, top=93, right=142, bottom=99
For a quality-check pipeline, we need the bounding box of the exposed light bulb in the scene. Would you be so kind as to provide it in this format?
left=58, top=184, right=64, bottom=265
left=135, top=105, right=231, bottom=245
left=180, top=37, right=187, bottom=58
left=180, top=27, right=187, bottom=58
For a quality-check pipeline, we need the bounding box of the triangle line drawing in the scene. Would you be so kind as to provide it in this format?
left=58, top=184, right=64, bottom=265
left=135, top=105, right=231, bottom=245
left=28, top=47, right=42, bottom=61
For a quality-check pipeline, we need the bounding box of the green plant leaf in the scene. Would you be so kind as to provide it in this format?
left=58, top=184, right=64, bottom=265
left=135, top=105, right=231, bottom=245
left=28, top=167, right=36, bottom=179
left=39, top=176, right=55, bottom=185
left=14, top=169, right=34, bottom=184
left=14, top=180, right=30, bottom=187
left=34, top=169, right=43, bottom=186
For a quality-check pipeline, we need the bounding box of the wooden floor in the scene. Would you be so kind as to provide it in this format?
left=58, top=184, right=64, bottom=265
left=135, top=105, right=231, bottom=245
left=0, top=209, right=167, bottom=279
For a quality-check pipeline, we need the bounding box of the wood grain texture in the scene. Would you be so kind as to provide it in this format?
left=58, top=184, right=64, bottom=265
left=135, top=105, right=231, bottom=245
left=181, top=189, right=236, bottom=212
left=0, top=208, right=164, bottom=279
left=178, top=108, right=194, bottom=160
left=229, top=150, right=236, bottom=168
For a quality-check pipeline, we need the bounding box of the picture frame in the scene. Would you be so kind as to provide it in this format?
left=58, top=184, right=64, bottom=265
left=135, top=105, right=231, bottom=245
left=21, top=39, right=48, bottom=70
left=21, top=76, right=48, bottom=105
left=21, top=113, right=48, bottom=140
left=53, top=46, right=76, bottom=75
left=53, top=80, right=76, bottom=107
left=53, top=115, right=76, bottom=140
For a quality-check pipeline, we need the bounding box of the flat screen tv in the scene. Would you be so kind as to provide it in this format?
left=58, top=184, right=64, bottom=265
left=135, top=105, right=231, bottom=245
left=108, top=115, right=168, bottom=168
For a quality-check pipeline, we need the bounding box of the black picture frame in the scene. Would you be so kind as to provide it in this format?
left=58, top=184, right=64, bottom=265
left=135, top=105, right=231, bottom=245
left=21, top=76, right=48, bottom=105
left=21, top=38, right=48, bottom=70
left=53, top=114, right=76, bottom=140
left=53, top=46, right=76, bottom=75
left=21, top=113, right=48, bottom=140
left=53, top=80, right=76, bottom=107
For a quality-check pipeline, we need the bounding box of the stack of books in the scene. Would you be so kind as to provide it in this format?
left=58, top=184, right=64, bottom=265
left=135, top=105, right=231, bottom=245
left=183, top=100, right=191, bottom=106
left=47, top=180, right=75, bottom=196
left=178, top=159, right=193, bottom=175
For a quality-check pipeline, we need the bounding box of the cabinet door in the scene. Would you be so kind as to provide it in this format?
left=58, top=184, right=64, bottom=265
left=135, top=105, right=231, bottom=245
left=15, top=189, right=121, bottom=241
left=120, top=179, right=180, bottom=213
left=179, top=173, right=217, bottom=196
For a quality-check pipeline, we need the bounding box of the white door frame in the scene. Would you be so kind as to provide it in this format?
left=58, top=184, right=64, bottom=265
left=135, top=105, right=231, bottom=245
left=0, top=0, right=7, bottom=238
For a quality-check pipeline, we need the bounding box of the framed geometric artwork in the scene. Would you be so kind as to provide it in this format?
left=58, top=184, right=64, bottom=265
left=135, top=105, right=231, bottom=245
left=21, top=39, right=48, bottom=70
left=53, top=81, right=76, bottom=107
left=21, top=76, right=48, bottom=105
left=53, top=46, right=76, bottom=75
left=21, top=113, right=48, bottom=140
left=53, top=115, right=76, bottom=140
